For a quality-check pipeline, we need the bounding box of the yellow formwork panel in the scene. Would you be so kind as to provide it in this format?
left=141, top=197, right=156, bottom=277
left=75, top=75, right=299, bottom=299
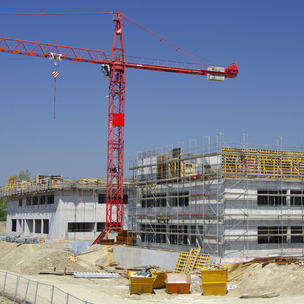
left=221, top=147, right=304, bottom=179
left=193, top=254, right=210, bottom=271
left=5, top=176, right=17, bottom=190
left=174, top=252, right=189, bottom=273
left=185, top=247, right=200, bottom=273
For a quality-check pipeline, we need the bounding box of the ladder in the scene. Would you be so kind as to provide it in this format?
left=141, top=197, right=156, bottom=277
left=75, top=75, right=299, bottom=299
left=185, top=247, right=201, bottom=273
left=174, top=251, right=189, bottom=273
left=174, top=247, right=210, bottom=273
left=193, top=254, right=210, bottom=271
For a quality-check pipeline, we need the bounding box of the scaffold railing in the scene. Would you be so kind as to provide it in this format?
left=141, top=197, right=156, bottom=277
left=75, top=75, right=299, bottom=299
left=0, top=175, right=107, bottom=197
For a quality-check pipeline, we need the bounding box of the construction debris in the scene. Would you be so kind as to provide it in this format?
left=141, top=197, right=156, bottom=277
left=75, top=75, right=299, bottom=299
left=240, top=292, right=280, bottom=299
left=73, top=272, right=120, bottom=278
left=40, top=267, right=74, bottom=276
left=204, top=263, right=226, bottom=270
left=242, top=256, right=304, bottom=267
left=68, top=253, right=78, bottom=263
left=115, top=230, right=136, bottom=245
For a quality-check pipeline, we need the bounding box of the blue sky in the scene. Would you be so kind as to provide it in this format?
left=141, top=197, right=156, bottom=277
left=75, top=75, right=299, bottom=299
left=0, top=0, right=303, bottom=186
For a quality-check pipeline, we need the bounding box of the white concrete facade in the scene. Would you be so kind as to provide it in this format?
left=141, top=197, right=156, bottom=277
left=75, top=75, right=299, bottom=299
left=6, top=189, right=108, bottom=240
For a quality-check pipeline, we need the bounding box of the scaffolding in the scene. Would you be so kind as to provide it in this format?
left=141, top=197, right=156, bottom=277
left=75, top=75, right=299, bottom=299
left=127, top=136, right=304, bottom=258
left=0, top=175, right=106, bottom=197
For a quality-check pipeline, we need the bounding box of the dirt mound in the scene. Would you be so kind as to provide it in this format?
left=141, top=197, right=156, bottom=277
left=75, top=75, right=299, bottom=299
left=0, top=240, right=113, bottom=275
left=77, top=244, right=114, bottom=269
left=227, top=261, right=304, bottom=297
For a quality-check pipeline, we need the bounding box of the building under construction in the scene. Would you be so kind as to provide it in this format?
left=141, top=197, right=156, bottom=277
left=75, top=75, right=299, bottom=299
left=2, top=137, right=304, bottom=259
left=127, top=137, right=304, bottom=258
left=1, top=175, right=128, bottom=240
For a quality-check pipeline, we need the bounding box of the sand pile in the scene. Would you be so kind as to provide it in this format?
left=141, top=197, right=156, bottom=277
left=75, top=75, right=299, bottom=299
left=0, top=240, right=113, bottom=275
left=226, top=261, right=304, bottom=297
left=230, top=263, right=304, bottom=297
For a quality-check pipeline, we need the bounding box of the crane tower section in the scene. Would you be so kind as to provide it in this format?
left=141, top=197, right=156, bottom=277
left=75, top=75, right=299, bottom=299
left=107, top=12, right=125, bottom=231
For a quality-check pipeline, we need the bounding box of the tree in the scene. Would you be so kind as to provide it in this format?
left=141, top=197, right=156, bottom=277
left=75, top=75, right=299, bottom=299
left=18, top=169, right=31, bottom=181
left=0, top=197, right=7, bottom=221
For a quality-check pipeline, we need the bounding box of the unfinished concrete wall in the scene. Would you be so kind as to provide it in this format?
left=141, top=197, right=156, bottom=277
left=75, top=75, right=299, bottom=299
left=113, top=246, right=219, bottom=270
left=113, top=246, right=180, bottom=271
left=5, top=189, right=109, bottom=241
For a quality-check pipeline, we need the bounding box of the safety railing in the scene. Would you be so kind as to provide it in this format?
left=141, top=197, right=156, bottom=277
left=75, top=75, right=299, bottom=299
left=0, top=271, right=94, bottom=304
left=0, top=176, right=107, bottom=198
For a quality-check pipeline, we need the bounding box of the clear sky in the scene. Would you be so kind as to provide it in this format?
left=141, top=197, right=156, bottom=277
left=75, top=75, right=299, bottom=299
left=0, top=0, right=303, bottom=186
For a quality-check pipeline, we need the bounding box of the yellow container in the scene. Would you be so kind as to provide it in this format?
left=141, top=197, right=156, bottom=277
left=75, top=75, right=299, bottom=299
left=129, top=272, right=156, bottom=294
left=152, top=271, right=167, bottom=289
left=201, top=268, right=228, bottom=295
left=127, top=270, right=167, bottom=289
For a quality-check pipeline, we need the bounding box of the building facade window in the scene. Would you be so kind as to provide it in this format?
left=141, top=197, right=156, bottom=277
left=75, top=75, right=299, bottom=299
left=258, top=226, right=287, bottom=244
left=43, top=219, right=49, bottom=234
left=290, top=190, right=304, bottom=206
left=257, top=190, right=287, bottom=206
left=35, top=219, right=41, bottom=233
left=18, top=199, right=22, bottom=207
left=98, top=194, right=107, bottom=204
left=97, top=222, right=106, bottom=232
left=141, top=192, right=189, bottom=208
left=33, top=197, right=38, bottom=206
left=68, top=222, right=94, bottom=232
left=47, top=195, right=54, bottom=205
left=291, top=226, right=303, bottom=243
left=25, top=197, right=31, bottom=206
left=12, top=219, right=17, bottom=232
left=39, top=196, right=46, bottom=205
left=170, top=225, right=188, bottom=245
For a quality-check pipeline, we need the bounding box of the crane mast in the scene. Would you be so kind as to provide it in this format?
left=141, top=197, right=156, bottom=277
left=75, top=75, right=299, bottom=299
left=106, top=12, right=125, bottom=233
left=0, top=11, right=238, bottom=244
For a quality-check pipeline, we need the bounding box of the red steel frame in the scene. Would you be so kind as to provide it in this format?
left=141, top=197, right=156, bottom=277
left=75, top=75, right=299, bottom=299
left=0, top=11, right=238, bottom=244
left=106, top=12, right=125, bottom=232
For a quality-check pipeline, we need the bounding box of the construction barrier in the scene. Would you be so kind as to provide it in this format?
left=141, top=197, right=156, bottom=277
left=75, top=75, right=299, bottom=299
left=0, top=271, right=94, bottom=304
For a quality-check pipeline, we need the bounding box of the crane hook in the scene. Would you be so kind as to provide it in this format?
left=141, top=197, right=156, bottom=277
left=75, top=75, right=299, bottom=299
left=50, top=53, right=62, bottom=119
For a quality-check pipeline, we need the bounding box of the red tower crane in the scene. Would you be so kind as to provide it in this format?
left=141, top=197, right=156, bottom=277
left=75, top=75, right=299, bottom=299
left=0, top=12, right=238, bottom=244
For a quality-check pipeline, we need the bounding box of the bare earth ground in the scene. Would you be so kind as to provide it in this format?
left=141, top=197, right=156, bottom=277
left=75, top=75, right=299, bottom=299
left=0, top=222, right=6, bottom=234
left=1, top=221, right=304, bottom=304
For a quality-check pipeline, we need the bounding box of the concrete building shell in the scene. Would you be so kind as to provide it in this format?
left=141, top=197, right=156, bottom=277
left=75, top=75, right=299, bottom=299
left=1, top=176, right=128, bottom=240
left=127, top=142, right=304, bottom=258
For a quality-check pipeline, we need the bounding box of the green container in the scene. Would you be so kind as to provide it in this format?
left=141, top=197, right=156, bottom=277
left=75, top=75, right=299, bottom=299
left=201, top=268, right=228, bottom=295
